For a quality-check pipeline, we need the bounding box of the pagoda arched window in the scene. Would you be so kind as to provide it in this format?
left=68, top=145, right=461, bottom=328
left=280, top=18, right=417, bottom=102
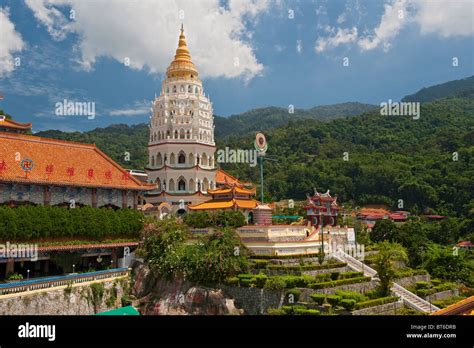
left=178, top=152, right=186, bottom=164
left=178, top=178, right=186, bottom=191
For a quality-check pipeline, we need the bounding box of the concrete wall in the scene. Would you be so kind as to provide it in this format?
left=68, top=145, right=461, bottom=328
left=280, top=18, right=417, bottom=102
left=0, top=276, right=129, bottom=315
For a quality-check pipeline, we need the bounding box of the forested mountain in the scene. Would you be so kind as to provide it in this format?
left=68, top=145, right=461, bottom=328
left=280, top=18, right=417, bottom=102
left=32, top=77, right=474, bottom=218
left=219, top=96, right=474, bottom=217
left=402, top=75, right=474, bottom=103
left=214, top=102, right=377, bottom=138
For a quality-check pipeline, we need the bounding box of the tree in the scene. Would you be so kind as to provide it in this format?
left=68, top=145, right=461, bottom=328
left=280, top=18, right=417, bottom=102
left=422, top=244, right=470, bottom=284
left=371, top=219, right=399, bottom=243
left=373, top=241, right=408, bottom=296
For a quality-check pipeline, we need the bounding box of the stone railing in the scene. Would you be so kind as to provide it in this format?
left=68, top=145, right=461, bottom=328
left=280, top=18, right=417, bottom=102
left=0, top=268, right=130, bottom=296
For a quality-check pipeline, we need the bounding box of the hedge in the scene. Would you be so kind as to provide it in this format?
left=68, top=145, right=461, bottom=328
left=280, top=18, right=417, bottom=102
left=251, top=260, right=269, bottom=269
left=354, top=296, right=399, bottom=310
left=0, top=205, right=143, bottom=240
left=266, top=262, right=347, bottom=271
left=310, top=294, right=326, bottom=305
left=281, top=305, right=320, bottom=315
left=309, top=276, right=372, bottom=289
left=340, top=299, right=357, bottom=311
left=326, top=295, right=342, bottom=306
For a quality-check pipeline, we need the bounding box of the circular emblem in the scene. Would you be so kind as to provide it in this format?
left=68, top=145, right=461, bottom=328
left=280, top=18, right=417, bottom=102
left=254, top=132, right=268, bottom=154
left=20, top=158, right=34, bottom=171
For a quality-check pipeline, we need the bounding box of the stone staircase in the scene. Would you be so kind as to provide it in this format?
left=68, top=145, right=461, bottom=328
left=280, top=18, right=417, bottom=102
left=333, top=251, right=439, bottom=313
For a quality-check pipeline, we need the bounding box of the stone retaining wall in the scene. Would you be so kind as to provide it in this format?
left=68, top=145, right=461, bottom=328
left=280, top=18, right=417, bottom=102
left=0, top=276, right=129, bottom=315
left=352, top=300, right=404, bottom=315
left=220, top=285, right=284, bottom=315
left=395, top=274, right=431, bottom=287
left=425, top=289, right=459, bottom=302
left=299, top=280, right=378, bottom=301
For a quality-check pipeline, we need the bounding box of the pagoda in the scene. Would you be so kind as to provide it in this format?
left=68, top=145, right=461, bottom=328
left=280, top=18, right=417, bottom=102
left=145, top=25, right=216, bottom=214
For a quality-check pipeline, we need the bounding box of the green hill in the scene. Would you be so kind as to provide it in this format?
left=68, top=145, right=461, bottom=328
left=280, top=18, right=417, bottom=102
left=402, top=75, right=474, bottom=103
left=215, top=102, right=377, bottom=138
left=220, top=95, right=474, bottom=217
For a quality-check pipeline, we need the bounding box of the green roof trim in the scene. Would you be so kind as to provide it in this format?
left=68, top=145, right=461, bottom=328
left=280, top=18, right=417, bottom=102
left=95, top=306, right=140, bottom=316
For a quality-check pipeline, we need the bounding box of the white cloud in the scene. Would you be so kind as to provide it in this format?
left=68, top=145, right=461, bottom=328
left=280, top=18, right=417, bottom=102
left=315, top=27, right=358, bottom=52
left=25, top=0, right=271, bottom=81
left=358, top=0, right=408, bottom=51
left=413, top=0, right=474, bottom=37
left=296, top=40, right=302, bottom=53
left=0, top=7, right=25, bottom=77
left=315, top=0, right=473, bottom=53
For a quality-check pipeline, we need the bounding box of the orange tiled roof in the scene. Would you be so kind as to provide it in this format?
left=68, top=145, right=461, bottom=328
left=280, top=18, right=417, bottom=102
left=215, top=169, right=239, bottom=185
left=208, top=185, right=256, bottom=195
left=188, top=200, right=235, bottom=210
left=0, top=132, right=154, bottom=190
left=0, top=117, right=32, bottom=130
left=189, top=198, right=259, bottom=210
left=431, top=296, right=474, bottom=315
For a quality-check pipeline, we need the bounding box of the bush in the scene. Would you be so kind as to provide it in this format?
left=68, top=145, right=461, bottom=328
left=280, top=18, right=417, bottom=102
left=240, top=278, right=256, bottom=287
left=264, top=277, right=287, bottom=290
left=6, top=272, right=23, bottom=281
left=286, top=288, right=302, bottom=303
left=0, top=206, right=143, bottom=241
left=416, top=288, right=434, bottom=297
left=431, top=279, right=442, bottom=286
left=340, top=299, right=357, bottom=311
left=354, top=296, right=398, bottom=310
left=309, top=276, right=371, bottom=289
left=326, top=295, right=342, bottom=306
left=415, top=281, right=431, bottom=289
left=254, top=274, right=268, bottom=287
left=224, top=276, right=239, bottom=286
left=310, top=294, right=326, bottom=305
left=339, top=271, right=364, bottom=279
left=334, top=290, right=368, bottom=303
left=267, top=308, right=286, bottom=315
left=252, top=260, right=269, bottom=269
left=266, top=262, right=347, bottom=271
left=330, top=272, right=339, bottom=280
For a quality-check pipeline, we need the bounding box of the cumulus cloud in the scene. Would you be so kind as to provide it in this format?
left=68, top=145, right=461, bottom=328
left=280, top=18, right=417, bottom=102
left=24, top=0, right=271, bottom=80
left=315, top=27, right=358, bottom=52
left=413, top=0, right=474, bottom=37
left=0, top=7, right=25, bottom=77
left=358, top=0, right=408, bottom=51
left=315, top=0, right=473, bottom=53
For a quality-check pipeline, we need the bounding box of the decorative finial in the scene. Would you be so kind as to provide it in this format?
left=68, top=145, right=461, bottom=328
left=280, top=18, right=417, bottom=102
left=181, top=23, right=184, bottom=33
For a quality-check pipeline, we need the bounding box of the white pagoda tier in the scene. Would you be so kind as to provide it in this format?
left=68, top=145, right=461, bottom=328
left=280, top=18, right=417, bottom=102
left=145, top=25, right=217, bottom=214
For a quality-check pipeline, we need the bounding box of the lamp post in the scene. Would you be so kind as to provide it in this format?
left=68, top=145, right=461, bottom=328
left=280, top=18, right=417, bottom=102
left=27, top=269, right=30, bottom=280
left=72, top=264, right=75, bottom=274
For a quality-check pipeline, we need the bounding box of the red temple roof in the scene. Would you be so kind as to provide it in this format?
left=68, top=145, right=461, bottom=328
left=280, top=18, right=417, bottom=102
left=0, top=132, right=154, bottom=190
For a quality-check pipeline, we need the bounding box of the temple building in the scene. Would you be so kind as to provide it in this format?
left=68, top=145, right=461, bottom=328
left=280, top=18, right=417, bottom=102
left=188, top=182, right=259, bottom=221
left=0, top=131, right=154, bottom=208
left=0, top=115, right=32, bottom=134
left=145, top=25, right=216, bottom=214
left=305, top=189, right=341, bottom=227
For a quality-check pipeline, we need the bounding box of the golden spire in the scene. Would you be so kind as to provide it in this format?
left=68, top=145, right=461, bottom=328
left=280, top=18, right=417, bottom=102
left=166, top=24, right=198, bottom=79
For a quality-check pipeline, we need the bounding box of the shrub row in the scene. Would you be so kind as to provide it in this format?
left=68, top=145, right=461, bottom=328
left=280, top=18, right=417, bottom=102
left=309, top=293, right=358, bottom=310
left=280, top=305, right=320, bottom=315
left=0, top=205, right=143, bottom=240
left=308, top=276, right=372, bottom=290
left=235, top=271, right=365, bottom=289
left=354, top=296, right=399, bottom=310
left=266, top=262, right=347, bottom=271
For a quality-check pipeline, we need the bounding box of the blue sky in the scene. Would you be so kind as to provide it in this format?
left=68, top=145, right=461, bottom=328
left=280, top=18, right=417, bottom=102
left=0, top=0, right=472, bottom=132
